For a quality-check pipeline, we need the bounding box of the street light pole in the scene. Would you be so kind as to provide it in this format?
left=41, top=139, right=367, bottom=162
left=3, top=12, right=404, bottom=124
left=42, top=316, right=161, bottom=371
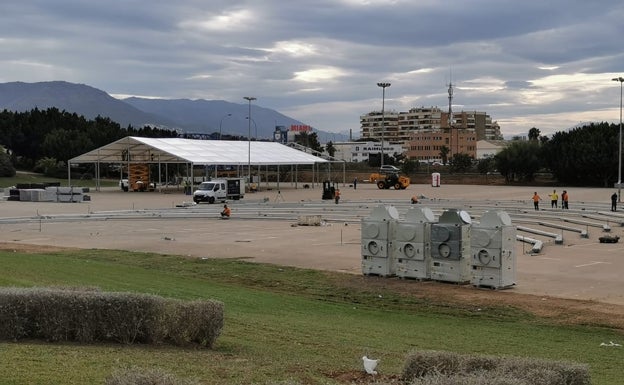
left=219, top=113, right=232, bottom=140
left=377, top=82, right=391, bottom=168
left=244, top=96, right=256, bottom=185
left=246, top=117, right=258, bottom=139
left=613, top=77, right=624, bottom=202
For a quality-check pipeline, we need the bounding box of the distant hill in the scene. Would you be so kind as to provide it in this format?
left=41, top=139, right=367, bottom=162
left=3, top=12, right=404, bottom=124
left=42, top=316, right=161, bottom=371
left=122, top=97, right=309, bottom=139
left=0, top=81, right=349, bottom=142
left=0, top=81, right=172, bottom=128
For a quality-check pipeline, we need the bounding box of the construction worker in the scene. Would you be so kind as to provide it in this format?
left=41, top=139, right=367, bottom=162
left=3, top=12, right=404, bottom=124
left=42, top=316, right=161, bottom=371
left=334, top=188, right=341, bottom=204
left=220, top=204, right=231, bottom=218
left=532, top=192, right=541, bottom=211
left=549, top=189, right=558, bottom=209
left=411, top=195, right=419, bottom=204
left=562, top=190, right=569, bottom=209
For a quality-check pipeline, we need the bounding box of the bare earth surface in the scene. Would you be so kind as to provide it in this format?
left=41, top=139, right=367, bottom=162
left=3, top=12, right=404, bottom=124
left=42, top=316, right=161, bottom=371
left=1, top=182, right=624, bottom=332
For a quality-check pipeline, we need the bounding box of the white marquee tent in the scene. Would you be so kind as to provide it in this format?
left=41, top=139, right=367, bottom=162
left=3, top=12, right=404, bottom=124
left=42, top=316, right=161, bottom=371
left=68, top=136, right=337, bottom=189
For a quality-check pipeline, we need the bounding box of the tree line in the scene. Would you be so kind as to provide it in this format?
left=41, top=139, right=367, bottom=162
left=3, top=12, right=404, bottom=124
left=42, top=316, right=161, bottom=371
left=0, top=107, right=178, bottom=177
left=492, top=123, right=619, bottom=187
left=0, top=108, right=620, bottom=187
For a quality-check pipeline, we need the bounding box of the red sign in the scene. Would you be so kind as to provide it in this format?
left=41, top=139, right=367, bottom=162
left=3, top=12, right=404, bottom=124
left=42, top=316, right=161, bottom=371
left=290, top=124, right=312, bottom=132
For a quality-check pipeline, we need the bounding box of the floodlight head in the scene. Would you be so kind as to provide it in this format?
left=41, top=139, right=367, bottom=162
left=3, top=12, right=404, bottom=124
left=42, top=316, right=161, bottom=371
left=377, top=82, right=391, bottom=88
left=613, top=77, right=624, bottom=83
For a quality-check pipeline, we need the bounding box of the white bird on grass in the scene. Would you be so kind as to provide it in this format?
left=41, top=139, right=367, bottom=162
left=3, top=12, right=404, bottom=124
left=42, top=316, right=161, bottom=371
left=362, top=356, right=379, bottom=375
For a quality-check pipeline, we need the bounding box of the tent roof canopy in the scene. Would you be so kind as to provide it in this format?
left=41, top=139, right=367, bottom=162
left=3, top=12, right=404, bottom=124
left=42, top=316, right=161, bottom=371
left=69, top=136, right=329, bottom=166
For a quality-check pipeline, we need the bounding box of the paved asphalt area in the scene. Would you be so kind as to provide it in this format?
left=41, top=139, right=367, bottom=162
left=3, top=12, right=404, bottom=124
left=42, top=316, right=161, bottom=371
left=1, top=182, right=623, bottom=305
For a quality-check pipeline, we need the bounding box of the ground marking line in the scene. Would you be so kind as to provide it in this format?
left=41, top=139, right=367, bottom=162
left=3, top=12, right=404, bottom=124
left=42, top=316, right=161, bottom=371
left=575, top=261, right=610, bottom=268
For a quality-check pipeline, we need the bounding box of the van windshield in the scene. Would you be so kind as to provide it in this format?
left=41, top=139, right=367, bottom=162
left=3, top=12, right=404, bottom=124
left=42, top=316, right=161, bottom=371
left=199, top=182, right=216, bottom=191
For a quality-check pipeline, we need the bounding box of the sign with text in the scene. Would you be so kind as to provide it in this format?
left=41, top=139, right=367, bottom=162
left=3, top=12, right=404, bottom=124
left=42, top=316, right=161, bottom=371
left=290, top=124, right=312, bottom=132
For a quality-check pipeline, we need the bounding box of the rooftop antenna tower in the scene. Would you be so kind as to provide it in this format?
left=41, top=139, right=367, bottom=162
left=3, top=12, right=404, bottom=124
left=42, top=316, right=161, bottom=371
left=447, top=73, right=454, bottom=157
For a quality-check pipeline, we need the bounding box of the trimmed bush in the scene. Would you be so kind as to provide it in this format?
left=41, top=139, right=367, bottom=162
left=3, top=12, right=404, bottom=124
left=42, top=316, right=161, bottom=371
left=496, top=357, right=591, bottom=385
left=0, top=287, right=224, bottom=347
left=409, top=373, right=528, bottom=385
left=402, top=350, right=591, bottom=385
left=164, top=299, right=224, bottom=348
left=402, top=350, right=463, bottom=379
left=105, top=367, right=199, bottom=385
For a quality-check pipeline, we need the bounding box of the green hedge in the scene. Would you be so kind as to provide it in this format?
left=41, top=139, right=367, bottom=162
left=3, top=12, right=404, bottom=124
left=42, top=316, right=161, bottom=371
left=402, top=350, right=591, bottom=385
left=0, top=287, right=223, bottom=347
left=105, top=368, right=199, bottom=385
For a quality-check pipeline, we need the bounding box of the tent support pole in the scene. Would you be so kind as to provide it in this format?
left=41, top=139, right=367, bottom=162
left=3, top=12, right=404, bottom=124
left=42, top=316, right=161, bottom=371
left=158, top=156, right=162, bottom=192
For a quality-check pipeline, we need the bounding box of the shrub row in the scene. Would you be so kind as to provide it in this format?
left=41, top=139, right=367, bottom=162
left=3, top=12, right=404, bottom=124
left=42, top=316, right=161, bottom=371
left=105, top=368, right=199, bottom=385
left=0, top=287, right=223, bottom=348
left=402, top=350, right=591, bottom=385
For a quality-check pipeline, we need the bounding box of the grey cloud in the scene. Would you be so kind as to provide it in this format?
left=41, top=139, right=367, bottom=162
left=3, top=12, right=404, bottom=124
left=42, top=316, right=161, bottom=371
left=0, top=0, right=623, bottom=137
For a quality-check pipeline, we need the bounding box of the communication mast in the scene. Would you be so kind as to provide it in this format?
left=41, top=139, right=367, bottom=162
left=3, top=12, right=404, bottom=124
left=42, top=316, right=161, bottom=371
left=447, top=81, right=454, bottom=158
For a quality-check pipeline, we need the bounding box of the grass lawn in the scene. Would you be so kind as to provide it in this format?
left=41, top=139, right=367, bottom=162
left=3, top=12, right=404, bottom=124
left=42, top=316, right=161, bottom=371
left=0, top=249, right=621, bottom=384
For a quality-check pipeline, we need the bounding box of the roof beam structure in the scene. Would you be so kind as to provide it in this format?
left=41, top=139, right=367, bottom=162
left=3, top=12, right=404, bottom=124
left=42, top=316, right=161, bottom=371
left=69, top=136, right=329, bottom=166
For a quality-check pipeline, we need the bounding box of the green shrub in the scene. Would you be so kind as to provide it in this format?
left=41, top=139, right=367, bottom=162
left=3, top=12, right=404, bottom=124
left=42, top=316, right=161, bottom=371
left=0, top=287, right=223, bottom=347
left=0, top=287, right=30, bottom=340
left=164, top=299, right=224, bottom=348
left=496, top=357, right=591, bottom=385
left=402, top=350, right=463, bottom=379
left=402, top=350, right=591, bottom=385
left=105, top=367, right=199, bottom=385
left=408, top=373, right=528, bottom=385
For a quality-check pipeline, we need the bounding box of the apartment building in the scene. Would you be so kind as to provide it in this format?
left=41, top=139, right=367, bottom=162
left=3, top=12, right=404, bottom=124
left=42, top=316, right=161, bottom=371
left=404, top=129, right=477, bottom=162
left=360, top=106, right=501, bottom=161
left=361, top=107, right=502, bottom=143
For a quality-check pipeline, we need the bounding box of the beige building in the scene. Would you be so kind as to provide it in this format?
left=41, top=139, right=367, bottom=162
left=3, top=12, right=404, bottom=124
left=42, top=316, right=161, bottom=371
left=405, top=129, right=477, bottom=162
left=360, top=107, right=502, bottom=143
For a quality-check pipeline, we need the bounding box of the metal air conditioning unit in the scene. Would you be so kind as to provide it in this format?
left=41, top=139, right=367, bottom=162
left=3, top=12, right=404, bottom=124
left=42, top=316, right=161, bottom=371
left=471, top=210, right=516, bottom=289
left=430, top=209, right=472, bottom=283
left=392, top=207, right=435, bottom=280
left=361, top=205, right=399, bottom=276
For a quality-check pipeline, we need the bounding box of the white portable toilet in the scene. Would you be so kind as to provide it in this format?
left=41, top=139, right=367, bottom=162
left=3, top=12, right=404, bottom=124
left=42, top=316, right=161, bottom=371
left=392, top=207, right=435, bottom=280
left=429, top=209, right=472, bottom=283
left=470, top=210, right=516, bottom=289
left=361, top=205, right=400, bottom=276
left=431, top=172, right=441, bottom=187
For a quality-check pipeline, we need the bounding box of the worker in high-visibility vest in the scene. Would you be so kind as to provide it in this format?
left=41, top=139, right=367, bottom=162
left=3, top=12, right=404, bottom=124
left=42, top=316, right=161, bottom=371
left=220, top=204, right=231, bottom=218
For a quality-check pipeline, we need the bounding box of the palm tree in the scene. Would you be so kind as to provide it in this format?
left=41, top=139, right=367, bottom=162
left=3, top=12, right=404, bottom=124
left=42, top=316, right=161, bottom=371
left=439, top=146, right=450, bottom=165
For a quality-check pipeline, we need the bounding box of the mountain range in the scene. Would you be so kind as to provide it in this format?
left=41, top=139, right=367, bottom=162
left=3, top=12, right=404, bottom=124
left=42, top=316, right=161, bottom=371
left=0, top=81, right=349, bottom=142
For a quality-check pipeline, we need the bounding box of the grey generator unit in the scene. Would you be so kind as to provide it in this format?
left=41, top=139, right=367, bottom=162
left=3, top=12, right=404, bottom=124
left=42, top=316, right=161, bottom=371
left=430, top=209, right=472, bottom=283
left=361, top=205, right=399, bottom=276
left=470, top=210, right=516, bottom=289
left=392, top=207, right=435, bottom=280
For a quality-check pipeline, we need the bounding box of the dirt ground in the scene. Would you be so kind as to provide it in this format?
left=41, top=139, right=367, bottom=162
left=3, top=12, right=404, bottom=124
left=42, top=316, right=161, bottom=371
left=1, top=181, right=624, bottom=333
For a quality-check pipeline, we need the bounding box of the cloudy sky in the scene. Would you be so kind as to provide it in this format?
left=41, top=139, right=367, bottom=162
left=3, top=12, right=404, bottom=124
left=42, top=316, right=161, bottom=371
left=1, top=0, right=623, bottom=138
